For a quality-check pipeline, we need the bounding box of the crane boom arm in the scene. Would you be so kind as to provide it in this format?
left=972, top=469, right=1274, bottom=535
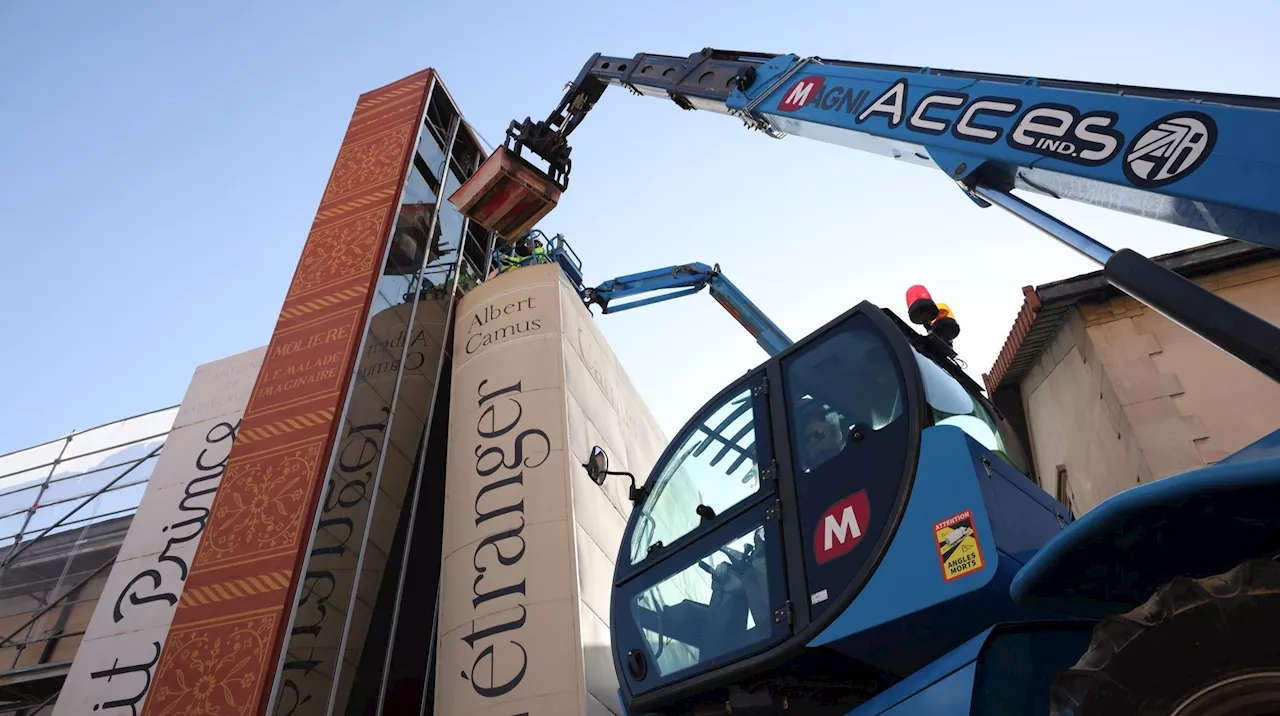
left=491, top=47, right=1280, bottom=384
left=507, top=48, right=1280, bottom=250
left=585, top=262, right=792, bottom=356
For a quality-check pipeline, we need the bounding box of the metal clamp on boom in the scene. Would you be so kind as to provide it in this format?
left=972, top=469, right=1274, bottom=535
left=503, top=49, right=773, bottom=190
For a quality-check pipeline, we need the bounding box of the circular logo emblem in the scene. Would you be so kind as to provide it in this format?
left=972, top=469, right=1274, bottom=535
left=1123, top=111, right=1217, bottom=188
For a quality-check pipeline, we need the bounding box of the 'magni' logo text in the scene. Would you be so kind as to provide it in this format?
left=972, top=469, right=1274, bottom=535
left=778, top=76, right=824, bottom=112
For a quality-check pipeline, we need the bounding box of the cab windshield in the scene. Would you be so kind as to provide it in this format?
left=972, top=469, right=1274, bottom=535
left=620, top=373, right=781, bottom=688
left=912, top=349, right=1029, bottom=473
left=629, top=384, right=761, bottom=565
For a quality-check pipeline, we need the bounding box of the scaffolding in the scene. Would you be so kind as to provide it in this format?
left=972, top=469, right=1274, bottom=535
left=0, top=407, right=178, bottom=714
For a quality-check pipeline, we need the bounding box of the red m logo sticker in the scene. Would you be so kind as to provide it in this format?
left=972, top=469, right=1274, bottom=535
left=778, top=77, right=824, bottom=112
left=814, top=490, right=870, bottom=564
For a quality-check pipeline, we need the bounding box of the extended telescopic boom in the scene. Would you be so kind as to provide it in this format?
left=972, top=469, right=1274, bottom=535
left=507, top=48, right=1280, bottom=246
left=476, top=48, right=1280, bottom=383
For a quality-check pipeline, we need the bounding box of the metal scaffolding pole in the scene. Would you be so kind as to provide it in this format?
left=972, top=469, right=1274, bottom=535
left=0, top=441, right=163, bottom=580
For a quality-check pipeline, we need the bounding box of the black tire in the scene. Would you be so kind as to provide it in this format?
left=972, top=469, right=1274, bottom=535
left=1050, top=558, right=1280, bottom=716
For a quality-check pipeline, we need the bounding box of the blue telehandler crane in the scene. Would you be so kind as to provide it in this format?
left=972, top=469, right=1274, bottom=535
left=454, top=47, right=1280, bottom=716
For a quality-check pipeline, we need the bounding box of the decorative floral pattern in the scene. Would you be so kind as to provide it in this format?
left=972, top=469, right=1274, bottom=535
left=320, top=126, right=412, bottom=203
left=141, top=71, right=430, bottom=716
left=149, top=613, right=275, bottom=716
left=287, top=212, right=385, bottom=298
left=196, top=442, right=319, bottom=566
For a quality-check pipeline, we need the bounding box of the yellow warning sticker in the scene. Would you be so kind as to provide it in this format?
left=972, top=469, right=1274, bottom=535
left=934, top=510, right=985, bottom=582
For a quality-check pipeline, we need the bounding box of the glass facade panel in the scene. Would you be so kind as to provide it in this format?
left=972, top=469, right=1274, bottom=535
left=362, top=92, right=489, bottom=716
left=0, top=408, right=173, bottom=549
left=39, top=458, right=151, bottom=504
left=0, top=407, right=177, bottom=689
left=269, top=77, right=495, bottom=716
left=404, top=154, right=438, bottom=205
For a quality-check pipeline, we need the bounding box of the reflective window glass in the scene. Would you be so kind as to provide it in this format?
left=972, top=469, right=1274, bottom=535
left=913, top=351, right=1024, bottom=470
left=787, top=328, right=904, bottom=475
left=630, top=523, right=771, bottom=678
left=629, top=383, right=763, bottom=565
left=403, top=160, right=437, bottom=205
left=782, top=313, right=914, bottom=620
left=269, top=87, right=461, bottom=716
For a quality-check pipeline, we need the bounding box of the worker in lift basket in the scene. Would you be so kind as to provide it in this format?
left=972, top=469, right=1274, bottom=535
left=529, top=236, right=550, bottom=263
left=492, top=234, right=549, bottom=276
left=491, top=237, right=529, bottom=277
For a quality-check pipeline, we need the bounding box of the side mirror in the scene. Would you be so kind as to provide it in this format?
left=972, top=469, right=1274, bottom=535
left=582, top=445, right=644, bottom=504
left=585, top=446, right=609, bottom=486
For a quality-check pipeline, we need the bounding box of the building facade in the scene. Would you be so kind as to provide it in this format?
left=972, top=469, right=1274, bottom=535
left=435, top=262, right=667, bottom=716
left=984, top=239, right=1280, bottom=516
left=52, top=346, right=265, bottom=716
left=127, top=68, right=494, bottom=716
left=3, top=67, right=667, bottom=716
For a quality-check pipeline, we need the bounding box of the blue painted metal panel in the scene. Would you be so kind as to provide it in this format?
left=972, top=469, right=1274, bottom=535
left=591, top=262, right=718, bottom=303
left=979, top=450, right=1070, bottom=565
left=969, top=625, right=1095, bottom=716
left=725, top=55, right=1280, bottom=249
left=846, top=628, right=990, bottom=716
left=811, top=427, right=1071, bottom=677
left=811, top=427, right=998, bottom=646
left=1011, top=452, right=1280, bottom=617
left=823, top=552, right=1030, bottom=677
left=875, top=663, right=977, bottom=716
left=588, top=262, right=792, bottom=356
left=706, top=273, right=791, bottom=356
left=842, top=622, right=1097, bottom=716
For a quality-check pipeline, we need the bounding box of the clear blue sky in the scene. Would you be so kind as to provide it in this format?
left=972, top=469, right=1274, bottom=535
left=2, top=1, right=1276, bottom=454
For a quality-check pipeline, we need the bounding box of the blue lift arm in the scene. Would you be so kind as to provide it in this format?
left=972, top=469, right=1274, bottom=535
left=508, top=49, right=1280, bottom=247
left=585, top=262, right=793, bottom=356
left=496, top=48, right=1280, bottom=384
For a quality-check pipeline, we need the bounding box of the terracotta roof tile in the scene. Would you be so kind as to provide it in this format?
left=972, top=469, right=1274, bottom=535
left=982, top=239, right=1276, bottom=395
left=983, top=286, right=1040, bottom=395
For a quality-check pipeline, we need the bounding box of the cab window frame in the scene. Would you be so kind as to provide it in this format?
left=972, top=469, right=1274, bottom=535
left=769, top=305, right=928, bottom=632
left=619, top=303, right=929, bottom=716
left=614, top=367, right=777, bottom=586
left=612, top=499, right=791, bottom=697
left=610, top=367, right=789, bottom=702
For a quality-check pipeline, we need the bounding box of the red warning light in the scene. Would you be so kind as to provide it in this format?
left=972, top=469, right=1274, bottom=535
left=906, top=285, right=939, bottom=326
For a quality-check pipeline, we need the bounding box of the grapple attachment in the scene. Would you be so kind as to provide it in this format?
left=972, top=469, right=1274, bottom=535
left=448, top=145, right=560, bottom=239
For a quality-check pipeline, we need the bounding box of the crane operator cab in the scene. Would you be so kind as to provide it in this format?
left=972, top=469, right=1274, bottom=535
left=592, top=298, right=1049, bottom=716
